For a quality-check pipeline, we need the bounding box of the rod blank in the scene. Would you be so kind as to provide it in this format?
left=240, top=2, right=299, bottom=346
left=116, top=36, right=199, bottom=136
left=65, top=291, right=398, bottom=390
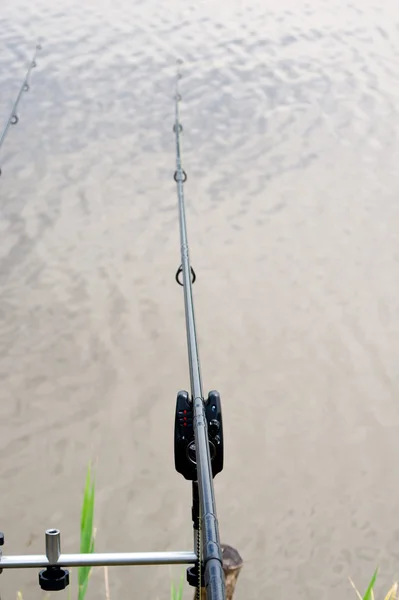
left=173, top=64, right=226, bottom=600
left=0, top=43, right=41, bottom=174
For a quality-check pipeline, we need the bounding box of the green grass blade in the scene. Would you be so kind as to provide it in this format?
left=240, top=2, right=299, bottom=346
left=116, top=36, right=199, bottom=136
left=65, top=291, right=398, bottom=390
left=170, top=569, right=185, bottom=600
left=363, top=568, right=378, bottom=600
left=80, top=464, right=95, bottom=553
left=177, top=570, right=184, bottom=600
left=78, top=462, right=96, bottom=600
left=171, top=578, right=176, bottom=600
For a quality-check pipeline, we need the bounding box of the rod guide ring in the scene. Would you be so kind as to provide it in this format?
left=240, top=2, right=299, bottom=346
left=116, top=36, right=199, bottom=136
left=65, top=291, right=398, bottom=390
left=174, top=170, right=187, bottom=183
left=175, top=265, right=196, bottom=286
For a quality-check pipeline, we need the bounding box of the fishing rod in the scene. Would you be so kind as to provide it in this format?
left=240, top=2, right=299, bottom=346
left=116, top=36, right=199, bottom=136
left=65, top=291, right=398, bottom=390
left=0, top=43, right=41, bottom=176
left=173, top=61, right=226, bottom=600
left=0, top=63, right=226, bottom=600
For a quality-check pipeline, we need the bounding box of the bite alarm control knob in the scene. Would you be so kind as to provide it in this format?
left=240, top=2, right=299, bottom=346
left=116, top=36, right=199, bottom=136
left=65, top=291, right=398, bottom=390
left=209, top=419, right=220, bottom=437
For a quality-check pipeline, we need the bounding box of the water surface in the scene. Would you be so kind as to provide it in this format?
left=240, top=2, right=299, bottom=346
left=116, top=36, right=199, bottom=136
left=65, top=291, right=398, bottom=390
left=1, top=1, right=399, bottom=598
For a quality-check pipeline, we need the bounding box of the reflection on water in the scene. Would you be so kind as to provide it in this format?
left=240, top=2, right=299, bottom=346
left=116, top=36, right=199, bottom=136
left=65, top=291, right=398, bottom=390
left=1, top=0, right=399, bottom=598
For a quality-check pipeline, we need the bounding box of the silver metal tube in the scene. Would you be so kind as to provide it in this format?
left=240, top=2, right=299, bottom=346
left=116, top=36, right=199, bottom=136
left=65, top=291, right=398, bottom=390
left=0, top=551, right=197, bottom=569
left=45, top=529, right=61, bottom=563
left=173, top=68, right=225, bottom=600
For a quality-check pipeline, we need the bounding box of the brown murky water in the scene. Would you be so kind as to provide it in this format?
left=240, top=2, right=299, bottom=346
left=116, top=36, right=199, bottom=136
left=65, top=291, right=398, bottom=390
left=1, top=0, right=399, bottom=598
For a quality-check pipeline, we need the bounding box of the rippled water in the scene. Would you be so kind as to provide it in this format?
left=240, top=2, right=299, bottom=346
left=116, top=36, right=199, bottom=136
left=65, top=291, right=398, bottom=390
left=1, top=0, right=399, bottom=598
